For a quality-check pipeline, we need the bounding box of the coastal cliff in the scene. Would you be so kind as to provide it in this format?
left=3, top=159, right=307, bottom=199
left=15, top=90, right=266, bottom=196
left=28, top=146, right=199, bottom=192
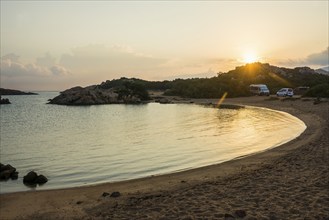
left=48, top=78, right=150, bottom=105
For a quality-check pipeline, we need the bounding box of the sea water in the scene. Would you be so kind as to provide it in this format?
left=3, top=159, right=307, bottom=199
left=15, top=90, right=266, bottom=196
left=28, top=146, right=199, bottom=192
left=0, top=92, right=306, bottom=193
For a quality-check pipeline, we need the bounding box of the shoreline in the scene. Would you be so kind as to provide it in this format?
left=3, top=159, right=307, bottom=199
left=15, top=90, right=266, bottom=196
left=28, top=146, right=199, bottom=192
left=1, top=96, right=328, bottom=219
left=0, top=100, right=305, bottom=195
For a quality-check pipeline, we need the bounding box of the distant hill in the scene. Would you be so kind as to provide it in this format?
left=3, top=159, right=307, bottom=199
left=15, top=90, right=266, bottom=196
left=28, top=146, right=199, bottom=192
left=321, top=66, right=329, bottom=72
left=0, top=88, right=38, bottom=95
left=92, top=63, right=329, bottom=98
left=316, top=67, right=329, bottom=75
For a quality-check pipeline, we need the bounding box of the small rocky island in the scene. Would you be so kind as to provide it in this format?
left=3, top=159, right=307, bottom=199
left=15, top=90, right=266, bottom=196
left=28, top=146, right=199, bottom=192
left=0, top=96, right=11, bottom=104
left=48, top=78, right=150, bottom=105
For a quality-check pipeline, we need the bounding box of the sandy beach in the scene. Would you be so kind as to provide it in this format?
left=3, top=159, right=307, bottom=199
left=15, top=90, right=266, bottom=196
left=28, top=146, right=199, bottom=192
left=0, top=96, right=328, bottom=219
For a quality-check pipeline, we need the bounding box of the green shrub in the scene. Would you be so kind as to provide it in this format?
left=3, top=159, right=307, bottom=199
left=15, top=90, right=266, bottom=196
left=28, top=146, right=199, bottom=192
left=303, top=83, right=329, bottom=98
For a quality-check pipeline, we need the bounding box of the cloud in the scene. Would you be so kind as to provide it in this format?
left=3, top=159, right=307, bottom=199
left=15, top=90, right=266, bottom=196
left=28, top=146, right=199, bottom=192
left=1, top=45, right=225, bottom=90
left=2, top=53, right=20, bottom=62
left=1, top=53, right=72, bottom=91
left=275, top=47, right=329, bottom=68
left=1, top=53, right=70, bottom=77
left=1, top=45, right=247, bottom=90
left=59, top=44, right=166, bottom=77
left=58, top=44, right=232, bottom=82
left=1, top=57, right=51, bottom=77
left=50, top=65, right=70, bottom=76
left=305, top=47, right=329, bottom=66
left=36, top=53, right=57, bottom=67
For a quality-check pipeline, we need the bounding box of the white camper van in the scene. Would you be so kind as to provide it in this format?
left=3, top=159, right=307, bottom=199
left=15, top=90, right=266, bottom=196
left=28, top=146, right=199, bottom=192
left=249, top=84, right=270, bottom=96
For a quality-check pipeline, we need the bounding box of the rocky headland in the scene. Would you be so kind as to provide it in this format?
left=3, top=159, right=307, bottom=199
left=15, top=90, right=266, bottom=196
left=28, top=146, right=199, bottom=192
left=48, top=78, right=150, bottom=105
left=0, top=88, right=38, bottom=96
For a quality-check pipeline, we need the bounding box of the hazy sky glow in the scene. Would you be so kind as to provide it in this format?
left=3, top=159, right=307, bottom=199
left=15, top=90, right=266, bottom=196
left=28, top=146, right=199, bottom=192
left=1, top=1, right=328, bottom=91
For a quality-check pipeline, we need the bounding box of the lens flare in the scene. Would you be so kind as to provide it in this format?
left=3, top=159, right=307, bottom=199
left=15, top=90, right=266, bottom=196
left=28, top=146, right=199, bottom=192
left=216, top=92, right=228, bottom=108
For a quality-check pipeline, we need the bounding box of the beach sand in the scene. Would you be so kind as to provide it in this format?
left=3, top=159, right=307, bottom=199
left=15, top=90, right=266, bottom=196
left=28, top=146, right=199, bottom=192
left=0, top=96, right=328, bottom=219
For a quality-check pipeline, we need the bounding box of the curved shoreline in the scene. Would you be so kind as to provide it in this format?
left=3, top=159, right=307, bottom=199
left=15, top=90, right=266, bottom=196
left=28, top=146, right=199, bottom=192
left=0, top=103, right=305, bottom=195
left=1, top=96, right=328, bottom=219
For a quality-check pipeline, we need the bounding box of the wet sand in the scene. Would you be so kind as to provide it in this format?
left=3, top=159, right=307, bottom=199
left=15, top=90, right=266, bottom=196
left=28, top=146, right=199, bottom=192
left=0, top=96, right=328, bottom=219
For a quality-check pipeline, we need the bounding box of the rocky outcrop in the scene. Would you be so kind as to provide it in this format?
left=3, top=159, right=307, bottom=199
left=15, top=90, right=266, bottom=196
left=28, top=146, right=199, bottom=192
left=0, top=163, right=18, bottom=180
left=23, top=171, right=48, bottom=185
left=48, top=79, right=150, bottom=105
left=0, top=96, right=11, bottom=104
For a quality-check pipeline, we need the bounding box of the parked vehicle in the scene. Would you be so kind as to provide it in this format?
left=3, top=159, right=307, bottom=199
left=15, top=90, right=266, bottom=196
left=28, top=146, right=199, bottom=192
left=276, top=88, right=294, bottom=97
left=249, top=84, right=270, bottom=96
left=294, top=86, right=309, bottom=95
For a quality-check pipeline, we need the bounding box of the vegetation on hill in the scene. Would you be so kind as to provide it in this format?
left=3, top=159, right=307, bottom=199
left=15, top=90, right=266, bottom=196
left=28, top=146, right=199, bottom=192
left=161, top=63, right=329, bottom=98
left=124, top=63, right=328, bottom=98
left=99, top=78, right=150, bottom=101
left=49, top=78, right=151, bottom=105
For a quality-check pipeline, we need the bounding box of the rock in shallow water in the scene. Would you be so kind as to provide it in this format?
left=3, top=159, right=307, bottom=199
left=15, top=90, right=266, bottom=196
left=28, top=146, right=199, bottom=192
left=10, top=172, right=19, bottom=180
left=23, top=171, right=48, bottom=185
left=35, top=175, right=48, bottom=184
left=0, top=163, right=18, bottom=181
left=0, top=97, right=11, bottom=104
left=23, top=171, right=38, bottom=183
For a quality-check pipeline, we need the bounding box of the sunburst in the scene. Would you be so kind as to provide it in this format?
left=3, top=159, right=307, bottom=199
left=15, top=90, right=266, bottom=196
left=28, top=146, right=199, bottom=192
left=242, top=52, right=259, bottom=63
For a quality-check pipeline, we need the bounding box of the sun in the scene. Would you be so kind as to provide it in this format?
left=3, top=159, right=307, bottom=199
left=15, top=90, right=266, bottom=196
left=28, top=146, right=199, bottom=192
left=242, top=52, right=259, bottom=64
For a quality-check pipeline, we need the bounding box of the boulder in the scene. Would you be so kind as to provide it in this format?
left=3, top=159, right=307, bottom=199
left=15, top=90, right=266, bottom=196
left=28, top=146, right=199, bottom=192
left=23, top=171, right=38, bottom=183
left=10, top=172, right=19, bottom=180
left=35, top=175, right=48, bottom=184
left=0, top=163, right=17, bottom=181
left=0, top=164, right=16, bottom=172
left=23, top=171, right=48, bottom=186
left=0, top=170, right=13, bottom=180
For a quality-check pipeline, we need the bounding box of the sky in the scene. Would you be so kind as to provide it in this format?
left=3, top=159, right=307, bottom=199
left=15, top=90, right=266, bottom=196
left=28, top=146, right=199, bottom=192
left=1, top=1, right=328, bottom=91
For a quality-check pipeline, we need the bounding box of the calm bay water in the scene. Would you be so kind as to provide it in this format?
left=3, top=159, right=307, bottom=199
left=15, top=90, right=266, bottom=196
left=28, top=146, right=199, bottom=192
left=0, top=92, right=306, bottom=193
